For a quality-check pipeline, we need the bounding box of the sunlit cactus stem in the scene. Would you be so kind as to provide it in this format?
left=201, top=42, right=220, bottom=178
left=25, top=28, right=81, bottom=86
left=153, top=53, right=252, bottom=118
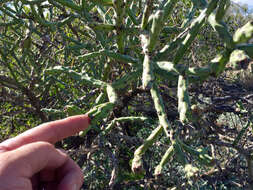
left=104, top=116, right=148, bottom=134
left=112, top=69, right=141, bottom=89
left=208, top=0, right=234, bottom=49
left=233, top=21, right=253, bottom=44
left=173, top=0, right=219, bottom=65
left=177, top=74, right=191, bottom=124
left=77, top=51, right=102, bottom=62
left=95, top=92, right=106, bottom=105
left=148, top=10, right=164, bottom=52
left=154, top=145, right=174, bottom=176
left=208, top=14, right=234, bottom=49
left=106, top=84, right=118, bottom=104
left=132, top=125, right=163, bottom=174
left=209, top=49, right=231, bottom=77
left=64, top=105, right=83, bottom=116
left=142, top=53, right=153, bottom=90
left=45, top=66, right=106, bottom=87
left=141, top=0, right=153, bottom=30
left=141, top=33, right=154, bottom=90
left=87, top=22, right=115, bottom=31
left=79, top=102, right=114, bottom=136
left=113, top=0, right=126, bottom=53
left=156, top=30, right=187, bottom=61
left=150, top=83, right=171, bottom=138
left=1, top=0, right=251, bottom=185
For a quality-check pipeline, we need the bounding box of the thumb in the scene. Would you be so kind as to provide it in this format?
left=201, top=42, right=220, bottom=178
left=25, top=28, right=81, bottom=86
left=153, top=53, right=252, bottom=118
left=0, top=142, right=83, bottom=190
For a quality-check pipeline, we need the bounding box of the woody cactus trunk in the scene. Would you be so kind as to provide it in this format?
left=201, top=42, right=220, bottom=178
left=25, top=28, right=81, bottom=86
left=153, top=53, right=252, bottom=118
left=1, top=0, right=253, bottom=187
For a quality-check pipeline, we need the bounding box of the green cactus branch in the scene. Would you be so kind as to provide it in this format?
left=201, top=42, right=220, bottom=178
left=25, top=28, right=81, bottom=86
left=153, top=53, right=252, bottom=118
left=177, top=74, right=191, bottom=124
left=77, top=49, right=139, bottom=65
left=126, top=6, right=139, bottom=25
left=150, top=83, right=172, bottom=138
left=113, top=0, right=126, bottom=53
left=95, top=92, right=106, bottom=105
left=96, top=5, right=114, bottom=24
left=30, top=5, right=76, bottom=28
left=87, top=22, right=115, bottom=31
left=215, top=0, right=230, bottom=21
left=80, top=102, right=115, bottom=136
left=1, top=0, right=251, bottom=183
left=53, top=0, right=82, bottom=12
left=178, top=139, right=215, bottom=167
left=85, top=22, right=139, bottom=35
left=156, top=61, right=210, bottom=79
left=208, top=14, right=234, bottom=49
left=88, top=0, right=113, bottom=6
left=77, top=51, right=103, bottom=61
left=190, top=0, right=207, bottom=10
left=132, top=125, right=163, bottom=174
left=156, top=49, right=231, bottom=80
left=0, top=20, right=21, bottom=26
left=142, top=50, right=154, bottom=90
left=141, top=0, right=153, bottom=30
left=46, top=66, right=106, bottom=88
left=155, top=28, right=188, bottom=61
left=112, top=69, right=141, bottom=89
left=173, top=0, right=219, bottom=65
left=162, top=0, right=177, bottom=23
left=0, top=7, right=22, bottom=23
left=20, top=0, right=46, bottom=4
left=142, top=9, right=167, bottom=89
left=106, top=84, right=118, bottom=104
left=162, top=26, right=184, bottom=34
left=155, top=49, right=233, bottom=82
left=148, top=10, right=164, bottom=52
left=182, top=6, right=197, bottom=29
left=103, top=50, right=139, bottom=65
left=103, top=116, right=148, bottom=134
left=156, top=50, right=231, bottom=80
left=233, top=21, right=253, bottom=44
left=154, top=144, right=174, bottom=176
left=64, top=105, right=83, bottom=116
left=209, top=49, right=231, bottom=77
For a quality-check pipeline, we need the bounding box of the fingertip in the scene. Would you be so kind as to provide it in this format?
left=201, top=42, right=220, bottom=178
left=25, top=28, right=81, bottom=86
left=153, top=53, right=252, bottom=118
left=64, top=114, right=90, bottom=127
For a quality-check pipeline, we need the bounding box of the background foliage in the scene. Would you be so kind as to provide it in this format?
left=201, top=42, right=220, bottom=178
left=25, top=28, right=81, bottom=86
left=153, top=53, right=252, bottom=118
left=0, top=0, right=253, bottom=189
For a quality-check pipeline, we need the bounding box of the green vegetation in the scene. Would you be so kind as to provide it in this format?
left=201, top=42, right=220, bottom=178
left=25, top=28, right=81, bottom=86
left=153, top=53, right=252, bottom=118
left=0, top=0, right=253, bottom=189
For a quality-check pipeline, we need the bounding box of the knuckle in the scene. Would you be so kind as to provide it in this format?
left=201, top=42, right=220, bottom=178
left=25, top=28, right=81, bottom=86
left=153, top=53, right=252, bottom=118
left=34, top=141, right=54, bottom=151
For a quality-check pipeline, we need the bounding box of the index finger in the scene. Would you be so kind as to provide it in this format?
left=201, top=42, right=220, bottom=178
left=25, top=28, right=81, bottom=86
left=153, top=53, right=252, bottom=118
left=0, top=115, right=90, bottom=151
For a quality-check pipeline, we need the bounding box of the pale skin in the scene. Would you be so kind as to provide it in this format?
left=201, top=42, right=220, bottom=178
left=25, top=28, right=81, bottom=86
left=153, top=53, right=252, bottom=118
left=0, top=115, right=90, bottom=190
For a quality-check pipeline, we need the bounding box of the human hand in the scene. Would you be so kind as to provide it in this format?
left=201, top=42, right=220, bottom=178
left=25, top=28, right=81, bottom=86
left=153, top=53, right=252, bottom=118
left=0, top=115, right=90, bottom=190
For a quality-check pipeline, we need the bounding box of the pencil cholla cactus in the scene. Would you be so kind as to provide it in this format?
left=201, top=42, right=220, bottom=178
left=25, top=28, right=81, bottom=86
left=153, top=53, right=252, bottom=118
left=1, top=0, right=253, bottom=185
